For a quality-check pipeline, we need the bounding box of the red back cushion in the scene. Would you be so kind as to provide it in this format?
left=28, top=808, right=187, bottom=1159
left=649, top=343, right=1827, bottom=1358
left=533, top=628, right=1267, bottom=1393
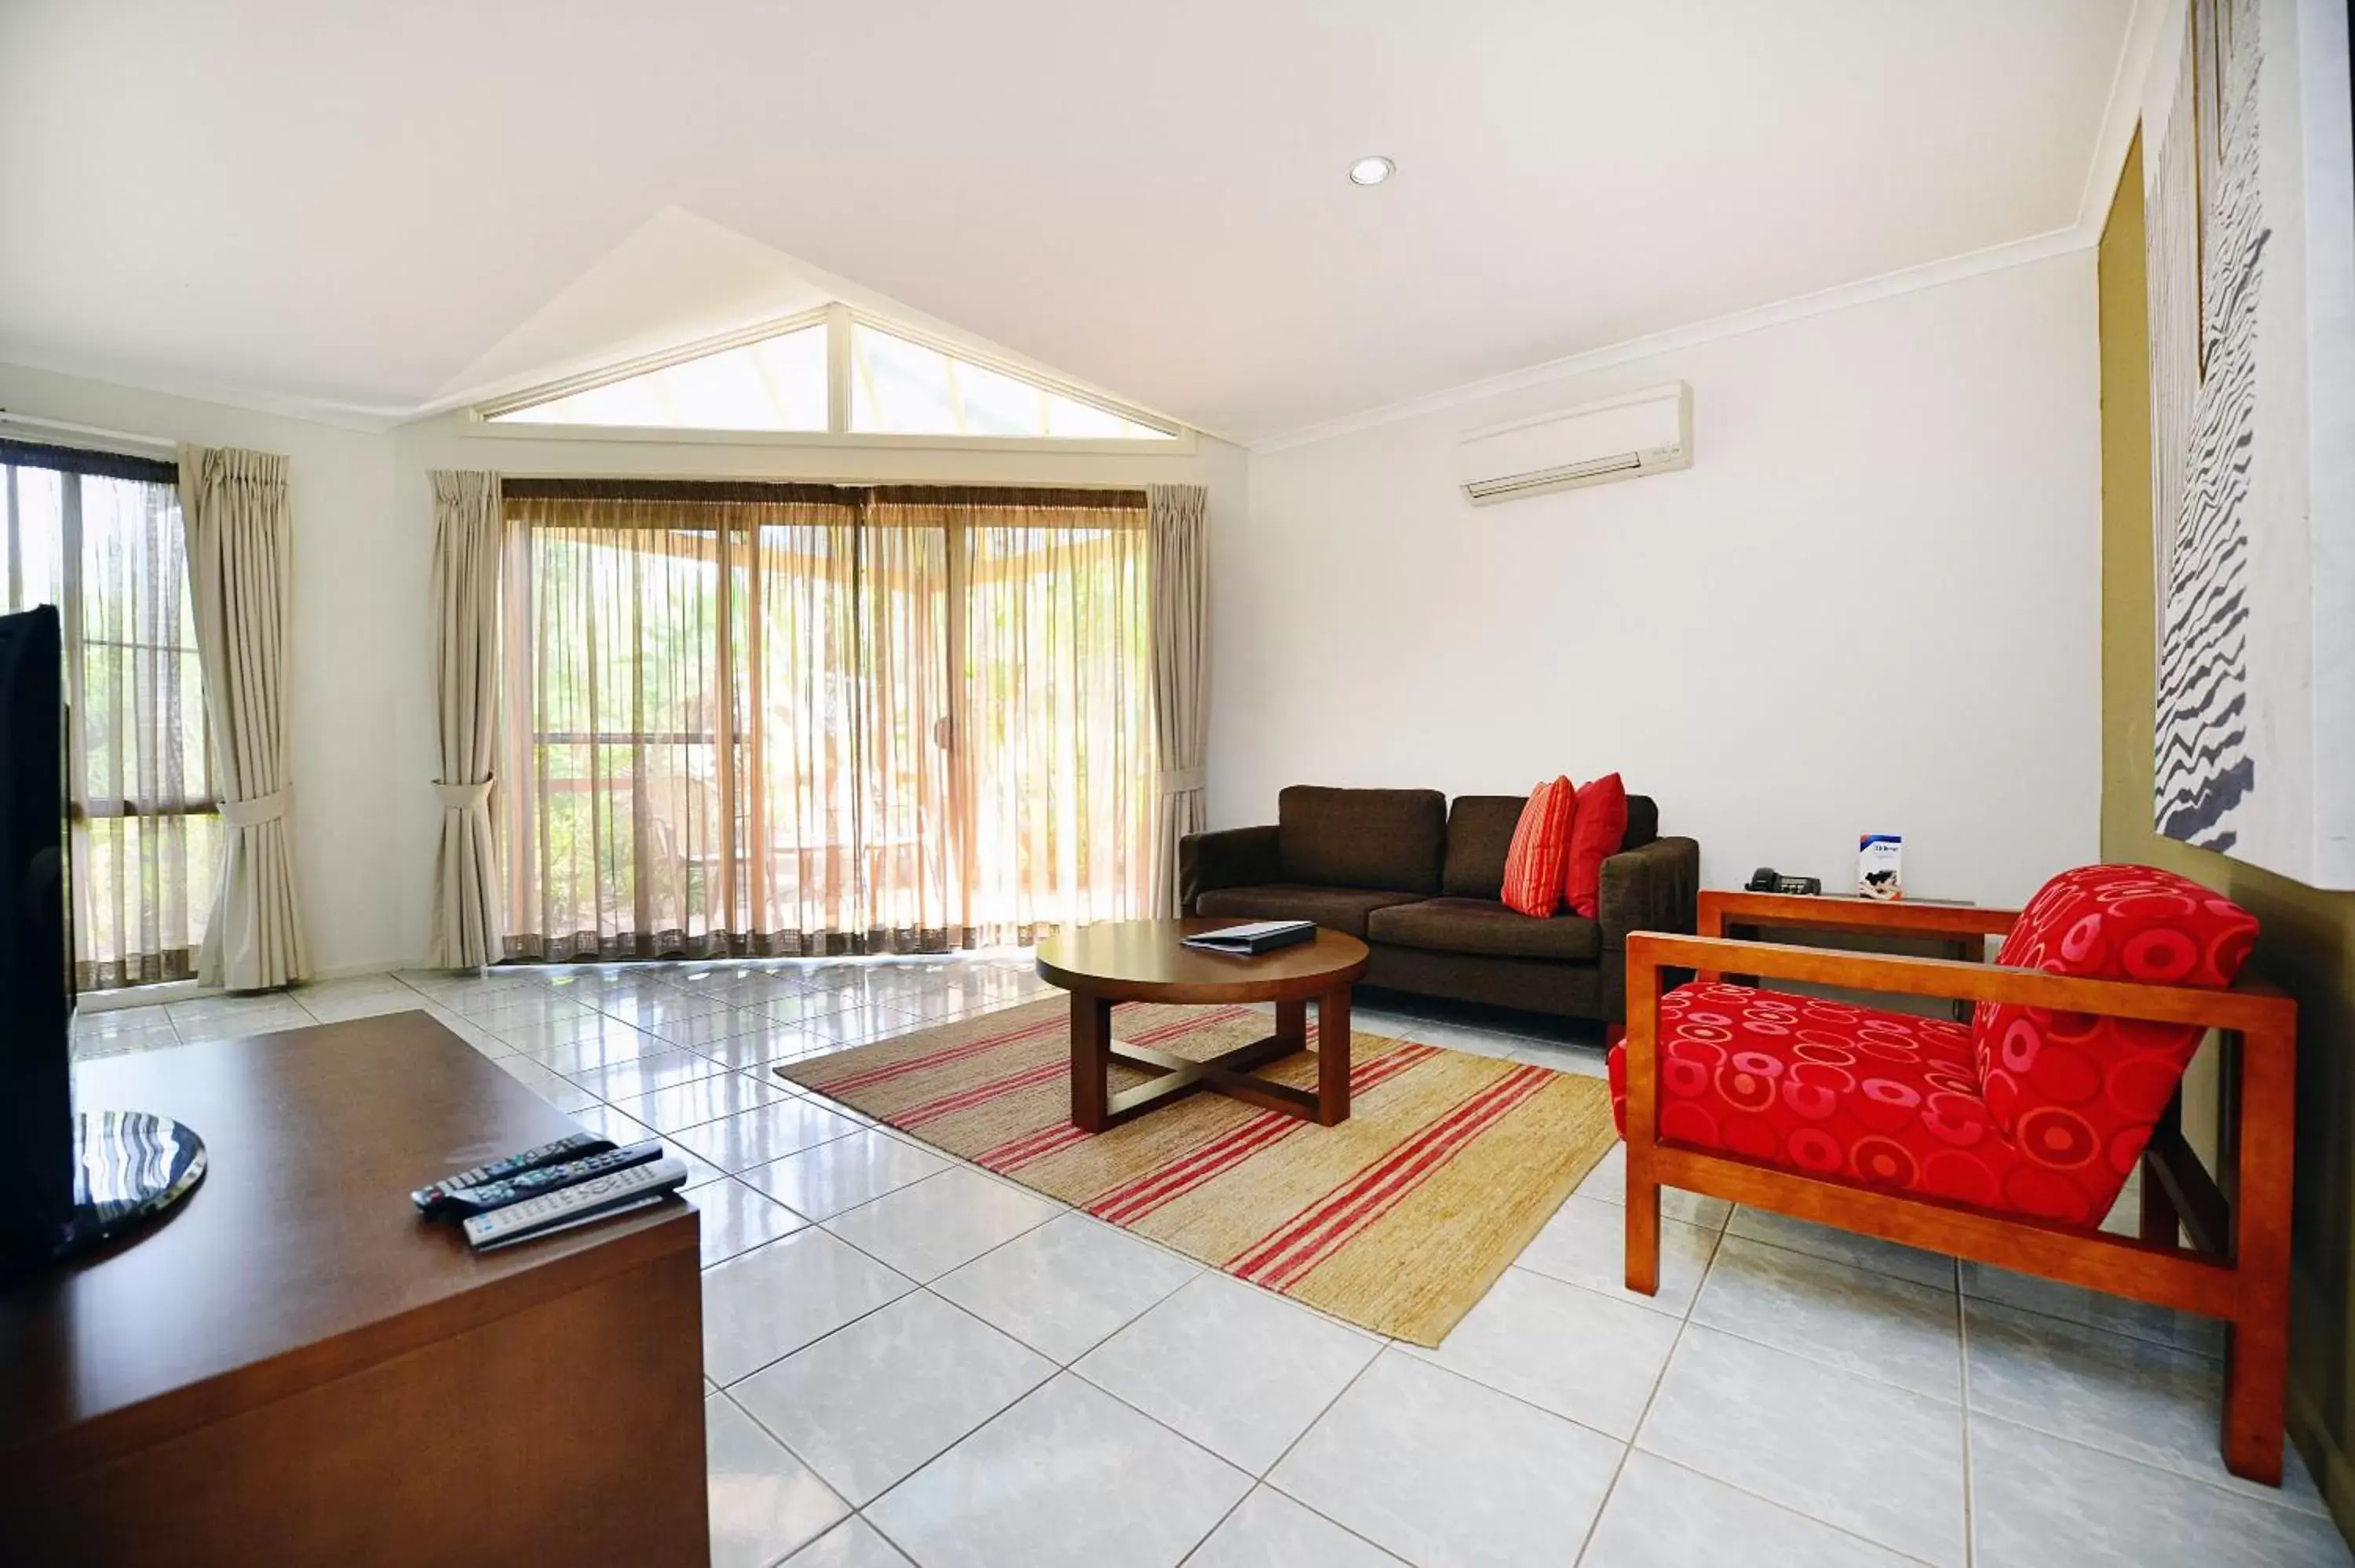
left=1562, top=772, right=1628, bottom=920
left=1500, top=777, right=1577, bottom=917
left=1973, top=863, right=2258, bottom=1182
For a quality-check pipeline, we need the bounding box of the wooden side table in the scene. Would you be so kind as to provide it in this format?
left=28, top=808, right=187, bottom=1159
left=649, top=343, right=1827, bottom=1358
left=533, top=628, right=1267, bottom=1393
left=1711, top=892, right=1990, bottom=1022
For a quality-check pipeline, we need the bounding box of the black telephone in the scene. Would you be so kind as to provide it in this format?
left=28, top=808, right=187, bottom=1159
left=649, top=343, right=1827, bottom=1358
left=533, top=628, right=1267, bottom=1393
left=1747, top=867, right=1822, bottom=896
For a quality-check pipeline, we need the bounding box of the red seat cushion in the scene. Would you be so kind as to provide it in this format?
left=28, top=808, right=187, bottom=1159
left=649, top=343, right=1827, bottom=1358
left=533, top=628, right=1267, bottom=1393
left=1607, top=981, right=2144, bottom=1225
left=1973, top=864, right=2258, bottom=1154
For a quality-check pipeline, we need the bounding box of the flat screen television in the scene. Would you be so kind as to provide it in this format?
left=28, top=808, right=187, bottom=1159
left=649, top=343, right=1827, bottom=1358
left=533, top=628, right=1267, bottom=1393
left=0, top=603, right=204, bottom=1269
left=0, top=604, right=75, bottom=1253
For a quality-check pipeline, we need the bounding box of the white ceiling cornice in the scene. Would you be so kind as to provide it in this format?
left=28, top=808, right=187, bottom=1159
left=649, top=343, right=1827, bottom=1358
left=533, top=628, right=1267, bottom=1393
left=1247, top=224, right=2094, bottom=454
left=1251, top=1, right=2167, bottom=456
left=2073, top=0, right=2164, bottom=233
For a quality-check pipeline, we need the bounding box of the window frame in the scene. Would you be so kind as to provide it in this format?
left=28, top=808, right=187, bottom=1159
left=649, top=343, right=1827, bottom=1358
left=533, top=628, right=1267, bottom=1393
left=2, top=438, right=221, bottom=989
left=471, top=303, right=1195, bottom=454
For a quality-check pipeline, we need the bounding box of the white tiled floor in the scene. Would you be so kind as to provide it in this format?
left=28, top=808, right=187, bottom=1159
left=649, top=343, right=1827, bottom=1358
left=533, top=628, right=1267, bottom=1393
left=74, top=957, right=2355, bottom=1568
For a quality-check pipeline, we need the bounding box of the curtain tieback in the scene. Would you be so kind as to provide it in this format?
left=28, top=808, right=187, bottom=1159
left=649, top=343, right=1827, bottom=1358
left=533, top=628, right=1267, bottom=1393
left=218, top=788, right=290, bottom=830
left=435, top=779, right=494, bottom=811
left=1157, top=768, right=1206, bottom=793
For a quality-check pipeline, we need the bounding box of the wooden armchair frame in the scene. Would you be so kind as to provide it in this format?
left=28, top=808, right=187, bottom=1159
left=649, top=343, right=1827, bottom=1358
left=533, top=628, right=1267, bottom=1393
left=1623, top=889, right=2298, bottom=1485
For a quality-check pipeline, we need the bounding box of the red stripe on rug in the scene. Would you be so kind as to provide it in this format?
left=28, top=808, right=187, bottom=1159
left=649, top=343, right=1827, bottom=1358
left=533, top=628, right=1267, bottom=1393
left=896, top=1059, right=1068, bottom=1127
left=809, top=1001, right=1258, bottom=1097
left=1086, top=1042, right=1440, bottom=1223
left=1085, top=1042, right=1441, bottom=1224
left=1123, top=1005, right=1256, bottom=1045
left=973, top=1008, right=1344, bottom=1178
left=802, top=1012, right=1064, bottom=1092
left=1230, top=1063, right=1554, bottom=1292
left=878, top=1005, right=1258, bottom=1132
left=977, top=1121, right=1092, bottom=1172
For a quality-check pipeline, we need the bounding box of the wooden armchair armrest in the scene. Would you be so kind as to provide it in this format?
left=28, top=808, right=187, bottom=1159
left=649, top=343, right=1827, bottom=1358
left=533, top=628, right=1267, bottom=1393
left=1698, top=889, right=2021, bottom=941
left=1625, top=932, right=2294, bottom=1034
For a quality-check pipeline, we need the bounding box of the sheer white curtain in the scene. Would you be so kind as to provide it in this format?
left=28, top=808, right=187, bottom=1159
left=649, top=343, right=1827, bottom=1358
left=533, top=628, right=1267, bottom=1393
left=2, top=443, right=217, bottom=990
left=498, top=487, right=946, bottom=959
left=872, top=489, right=1153, bottom=943
left=497, top=483, right=1152, bottom=958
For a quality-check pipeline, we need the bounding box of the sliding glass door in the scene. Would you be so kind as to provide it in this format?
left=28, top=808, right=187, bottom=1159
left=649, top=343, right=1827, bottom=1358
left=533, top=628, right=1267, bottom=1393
left=498, top=484, right=1148, bottom=961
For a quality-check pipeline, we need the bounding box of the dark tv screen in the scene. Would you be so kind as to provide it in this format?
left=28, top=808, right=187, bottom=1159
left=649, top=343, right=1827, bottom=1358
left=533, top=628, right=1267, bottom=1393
left=0, top=604, right=75, bottom=1242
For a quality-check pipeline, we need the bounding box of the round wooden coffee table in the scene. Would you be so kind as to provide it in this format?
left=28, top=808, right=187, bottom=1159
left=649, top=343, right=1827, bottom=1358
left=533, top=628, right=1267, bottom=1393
left=1035, top=918, right=1370, bottom=1134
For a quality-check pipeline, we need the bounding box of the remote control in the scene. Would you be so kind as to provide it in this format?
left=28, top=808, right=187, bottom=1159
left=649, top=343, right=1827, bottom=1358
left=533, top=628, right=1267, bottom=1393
left=411, top=1132, right=616, bottom=1215
left=462, top=1158, right=688, bottom=1252
left=433, top=1141, right=666, bottom=1217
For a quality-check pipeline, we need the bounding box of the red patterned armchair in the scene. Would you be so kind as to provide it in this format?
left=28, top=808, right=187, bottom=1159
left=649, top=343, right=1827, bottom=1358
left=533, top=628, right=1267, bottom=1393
left=1609, top=864, right=2297, bottom=1486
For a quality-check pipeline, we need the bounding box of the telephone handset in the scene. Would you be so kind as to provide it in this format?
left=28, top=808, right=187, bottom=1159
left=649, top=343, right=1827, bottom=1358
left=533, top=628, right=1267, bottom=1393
left=1745, top=867, right=1823, bottom=896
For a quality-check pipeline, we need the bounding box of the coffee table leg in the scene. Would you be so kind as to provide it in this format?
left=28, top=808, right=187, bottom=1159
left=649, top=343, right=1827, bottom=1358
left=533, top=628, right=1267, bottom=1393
left=1071, top=991, right=1111, bottom=1133
left=1317, top=986, right=1351, bottom=1125
left=1275, top=997, right=1307, bottom=1053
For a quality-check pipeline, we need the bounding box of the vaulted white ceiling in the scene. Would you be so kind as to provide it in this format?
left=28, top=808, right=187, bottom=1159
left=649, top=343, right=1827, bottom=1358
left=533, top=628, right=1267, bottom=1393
left=0, top=1, right=2137, bottom=443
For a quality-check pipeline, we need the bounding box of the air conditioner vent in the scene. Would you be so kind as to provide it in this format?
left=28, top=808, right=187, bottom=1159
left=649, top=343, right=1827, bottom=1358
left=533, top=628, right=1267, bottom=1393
left=1455, top=383, right=1692, bottom=505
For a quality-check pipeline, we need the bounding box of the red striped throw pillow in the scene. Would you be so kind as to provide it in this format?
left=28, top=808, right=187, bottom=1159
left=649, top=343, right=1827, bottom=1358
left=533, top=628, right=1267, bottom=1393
left=1500, top=776, right=1578, bottom=917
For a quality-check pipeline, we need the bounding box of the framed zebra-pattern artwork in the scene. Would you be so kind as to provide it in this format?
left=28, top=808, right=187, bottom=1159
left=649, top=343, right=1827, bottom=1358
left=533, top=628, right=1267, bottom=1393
left=2144, top=0, right=2355, bottom=888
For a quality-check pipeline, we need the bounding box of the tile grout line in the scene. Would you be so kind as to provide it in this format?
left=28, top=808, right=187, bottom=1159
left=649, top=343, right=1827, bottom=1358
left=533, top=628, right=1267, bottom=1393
left=707, top=1164, right=1068, bottom=1393
left=1959, top=1285, right=1978, bottom=1568
left=1568, top=1203, right=1961, bottom=1568
left=1566, top=1197, right=1705, bottom=1567
left=1178, top=1348, right=1408, bottom=1567
left=720, top=1286, right=1061, bottom=1526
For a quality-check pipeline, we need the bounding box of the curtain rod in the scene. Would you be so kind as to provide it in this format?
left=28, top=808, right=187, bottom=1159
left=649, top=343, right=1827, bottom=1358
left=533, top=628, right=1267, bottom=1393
left=0, top=409, right=178, bottom=454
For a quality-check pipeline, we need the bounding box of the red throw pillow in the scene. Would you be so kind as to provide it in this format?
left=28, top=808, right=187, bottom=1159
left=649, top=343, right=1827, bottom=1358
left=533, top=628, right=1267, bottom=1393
left=1973, top=864, right=2258, bottom=1148
left=1500, top=776, right=1577, bottom=917
left=1562, top=772, right=1627, bottom=919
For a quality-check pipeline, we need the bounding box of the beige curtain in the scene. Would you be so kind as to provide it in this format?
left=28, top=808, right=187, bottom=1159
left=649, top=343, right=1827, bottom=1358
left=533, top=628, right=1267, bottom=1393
left=496, top=483, right=1149, bottom=958
left=2, top=450, right=219, bottom=989
left=429, top=471, right=505, bottom=966
left=179, top=445, right=308, bottom=989
left=1146, top=483, right=1209, bottom=916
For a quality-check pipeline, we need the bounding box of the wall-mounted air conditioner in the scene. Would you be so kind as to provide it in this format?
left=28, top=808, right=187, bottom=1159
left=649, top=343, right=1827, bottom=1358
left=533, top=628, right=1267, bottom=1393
left=1455, top=381, right=1692, bottom=505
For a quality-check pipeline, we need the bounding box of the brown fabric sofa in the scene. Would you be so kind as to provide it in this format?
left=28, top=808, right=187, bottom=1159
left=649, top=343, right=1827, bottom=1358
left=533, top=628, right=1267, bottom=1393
left=1179, top=786, right=1699, bottom=1024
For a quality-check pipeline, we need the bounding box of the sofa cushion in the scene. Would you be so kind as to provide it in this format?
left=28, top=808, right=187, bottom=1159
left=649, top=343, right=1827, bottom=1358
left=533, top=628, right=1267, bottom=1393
left=1443, top=796, right=1526, bottom=899
left=1973, top=863, right=2259, bottom=1143
left=1366, top=898, right=1602, bottom=962
left=1277, top=786, right=1445, bottom=893
left=1195, top=884, right=1427, bottom=939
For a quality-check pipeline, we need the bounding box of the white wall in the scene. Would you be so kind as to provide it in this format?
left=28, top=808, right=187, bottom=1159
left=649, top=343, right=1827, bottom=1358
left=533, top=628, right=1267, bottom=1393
left=1218, top=253, right=2103, bottom=908
left=0, top=362, right=419, bottom=978
left=2, top=360, right=1246, bottom=976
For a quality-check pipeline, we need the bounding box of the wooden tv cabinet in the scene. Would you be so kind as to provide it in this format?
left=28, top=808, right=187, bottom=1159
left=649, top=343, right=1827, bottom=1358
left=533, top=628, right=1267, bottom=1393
left=0, top=1009, right=707, bottom=1566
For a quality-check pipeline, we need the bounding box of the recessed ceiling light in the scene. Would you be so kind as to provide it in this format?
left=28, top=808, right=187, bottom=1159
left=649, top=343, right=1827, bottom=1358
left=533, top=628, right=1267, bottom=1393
left=1348, top=155, right=1395, bottom=187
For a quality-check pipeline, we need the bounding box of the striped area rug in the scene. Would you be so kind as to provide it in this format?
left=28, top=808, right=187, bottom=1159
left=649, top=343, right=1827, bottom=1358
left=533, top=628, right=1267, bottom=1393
left=776, top=997, right=1617, bottom=1345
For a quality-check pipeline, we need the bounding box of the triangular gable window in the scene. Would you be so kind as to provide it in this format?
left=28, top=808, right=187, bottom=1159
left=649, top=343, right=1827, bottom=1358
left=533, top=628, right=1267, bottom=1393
left=492, top=322, right=826, bottom=431
left=849, top=323, right=1174, bottom=439
left=480, top=307, right=1178, bottom=441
